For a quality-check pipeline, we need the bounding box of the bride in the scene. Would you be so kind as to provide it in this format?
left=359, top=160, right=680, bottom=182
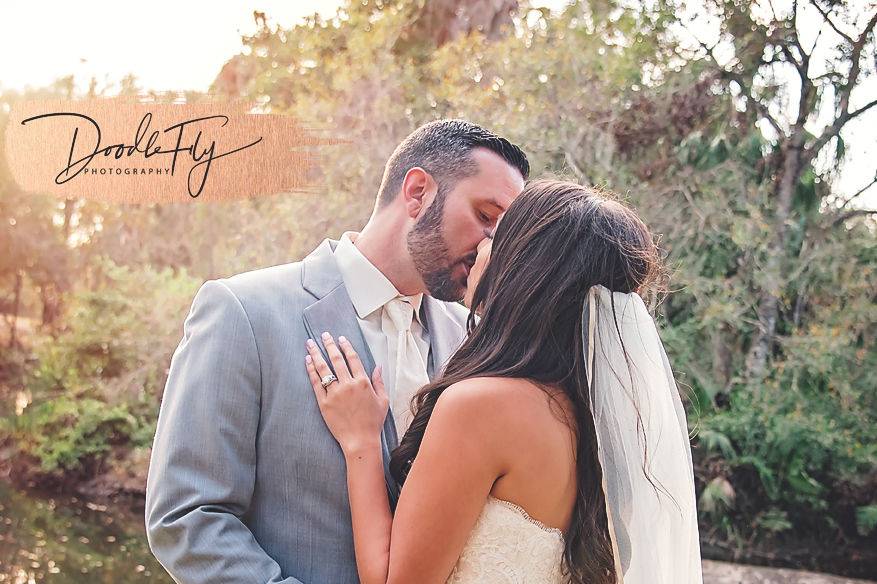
left=303, top=179, right=703, bottom=584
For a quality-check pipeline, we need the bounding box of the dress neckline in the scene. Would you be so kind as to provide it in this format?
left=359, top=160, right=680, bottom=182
left=487, top=495, right=566, bottom=541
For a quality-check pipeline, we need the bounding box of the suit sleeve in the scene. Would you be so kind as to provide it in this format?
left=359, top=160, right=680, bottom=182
left=145, top=280, right=305, bottom=584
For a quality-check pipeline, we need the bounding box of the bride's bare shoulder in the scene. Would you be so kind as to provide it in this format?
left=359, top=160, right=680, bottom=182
left=442, top=376, right=569, bottom=408
left=435, top=377, right=574, bottom=439
left=427, top=377, right=576, bottom=485
left=438, top=376, right=542, bottom=409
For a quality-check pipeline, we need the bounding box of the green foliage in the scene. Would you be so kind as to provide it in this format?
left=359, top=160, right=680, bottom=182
left=682, top=200, right=876, bottom=544
left=699, top=476, right=736, bottom=519
left=3, top=396, right=134, bottom=473
left=1, top=259, right=199, bottom=474
left=756, top=508, right=794, bottom=535
left=30, top=259, right=198, bottom=399
left=698, top=390, right=875, bottom=519
left=857, top=505, right=877, bottom=537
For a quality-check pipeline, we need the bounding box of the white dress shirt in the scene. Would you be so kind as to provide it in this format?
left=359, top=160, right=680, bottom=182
left=333, top=231, right=431, bottom=417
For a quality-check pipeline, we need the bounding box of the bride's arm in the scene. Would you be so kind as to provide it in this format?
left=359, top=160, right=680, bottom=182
left=383, top=378, right=510, bottom=583
left=306, top=335, right=508, bottom=584
left=342, top=438, right=393, bottom=584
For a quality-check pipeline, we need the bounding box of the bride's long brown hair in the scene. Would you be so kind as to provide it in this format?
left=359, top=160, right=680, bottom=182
left=390, top=179, right=664, bottom=584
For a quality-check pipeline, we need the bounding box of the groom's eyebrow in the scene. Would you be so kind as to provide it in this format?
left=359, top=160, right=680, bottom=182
left=485, top=198, right=506, bottom=213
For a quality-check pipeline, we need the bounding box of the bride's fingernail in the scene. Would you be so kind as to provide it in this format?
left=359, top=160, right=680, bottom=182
left=338, top=335, right=347, bottom=343
left=306, top=338, right=316, bottom=348
left=305, top=355, right=312, bottom=363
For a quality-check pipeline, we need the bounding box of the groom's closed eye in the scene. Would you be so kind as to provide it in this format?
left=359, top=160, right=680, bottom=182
left=479, top=211, right=498, bottom=235
left=481, top=198, right=508, bottom=225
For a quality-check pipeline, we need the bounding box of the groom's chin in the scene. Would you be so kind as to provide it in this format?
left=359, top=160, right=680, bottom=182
left=426, top=278, right=466, bottom=303
left=431, top=287, right=466, bottom=303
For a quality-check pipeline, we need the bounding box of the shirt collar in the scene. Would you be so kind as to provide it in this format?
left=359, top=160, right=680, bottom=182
left=334, top=231, right=425, bottom=326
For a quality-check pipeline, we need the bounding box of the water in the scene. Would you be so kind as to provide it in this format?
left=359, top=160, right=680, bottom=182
left=0, top=482, right=172, bottom=583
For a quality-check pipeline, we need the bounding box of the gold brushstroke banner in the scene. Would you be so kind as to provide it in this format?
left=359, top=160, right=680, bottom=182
left=4, top=96, right=335, bottom=203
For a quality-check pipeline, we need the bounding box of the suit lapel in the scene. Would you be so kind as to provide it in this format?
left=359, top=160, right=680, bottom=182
left=301, top=239, right=402, bottom=508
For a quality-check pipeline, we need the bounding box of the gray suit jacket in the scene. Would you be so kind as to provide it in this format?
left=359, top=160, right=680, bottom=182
left=145, top=238, right=470, bottom=583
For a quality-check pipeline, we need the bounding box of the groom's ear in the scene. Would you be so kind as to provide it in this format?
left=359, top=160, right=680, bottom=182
left=400, top=167, right=438, bottom=219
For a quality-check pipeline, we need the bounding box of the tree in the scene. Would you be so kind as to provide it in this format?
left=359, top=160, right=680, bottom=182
left=685, top=0, right=877, bottom=383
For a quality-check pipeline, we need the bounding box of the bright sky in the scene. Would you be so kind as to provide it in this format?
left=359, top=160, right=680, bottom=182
left=0, top=0, right=873, bottom=207
left=0, top=1, right=349, bottom=94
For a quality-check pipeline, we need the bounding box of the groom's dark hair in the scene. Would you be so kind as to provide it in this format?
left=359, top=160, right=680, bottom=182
left=376, top=119, right=529, bottom=208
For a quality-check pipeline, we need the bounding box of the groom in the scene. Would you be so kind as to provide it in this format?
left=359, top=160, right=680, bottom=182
left=145, top=119, right=529, bottom=583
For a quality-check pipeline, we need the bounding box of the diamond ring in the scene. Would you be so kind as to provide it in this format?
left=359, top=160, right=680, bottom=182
left=320, top=373, right=338, bottom=389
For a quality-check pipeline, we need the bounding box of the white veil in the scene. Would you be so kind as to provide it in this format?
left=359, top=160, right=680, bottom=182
left=582, top=285, right=703, bottom=584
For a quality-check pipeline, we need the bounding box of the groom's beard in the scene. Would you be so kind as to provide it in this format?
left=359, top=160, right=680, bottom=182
left=407, top=196, right=471, bottom=302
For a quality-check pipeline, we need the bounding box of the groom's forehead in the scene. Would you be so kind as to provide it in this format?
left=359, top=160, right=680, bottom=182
left=469, top=148, right=525, bottom=184
left=461, top=151, right=525, bottom=203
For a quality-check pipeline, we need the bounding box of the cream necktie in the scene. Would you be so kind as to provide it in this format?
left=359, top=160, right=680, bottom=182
left=381, top=296, right=430, bottom=436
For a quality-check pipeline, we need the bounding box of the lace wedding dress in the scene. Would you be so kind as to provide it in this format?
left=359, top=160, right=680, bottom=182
left=446, top=495, right=566, bottom=583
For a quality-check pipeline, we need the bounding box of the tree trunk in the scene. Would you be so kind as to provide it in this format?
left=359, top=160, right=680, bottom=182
left=40, top=283, right=61, bottom=336
left=712, top=322, right=733, bottom=392
left=8, top=271, right=23, bottom=349
left=398, top=0, right=518, bottom=48
left=745, top=134, right=804, bottom=384
left=62, top=198, right=74, bottom=241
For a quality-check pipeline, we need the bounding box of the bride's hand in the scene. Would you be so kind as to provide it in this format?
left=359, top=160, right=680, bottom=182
left=305, top=333, right=389, bottom=453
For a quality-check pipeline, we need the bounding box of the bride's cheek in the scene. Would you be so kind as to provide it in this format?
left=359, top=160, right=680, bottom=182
left=465, top=245, right=492, bottom=309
